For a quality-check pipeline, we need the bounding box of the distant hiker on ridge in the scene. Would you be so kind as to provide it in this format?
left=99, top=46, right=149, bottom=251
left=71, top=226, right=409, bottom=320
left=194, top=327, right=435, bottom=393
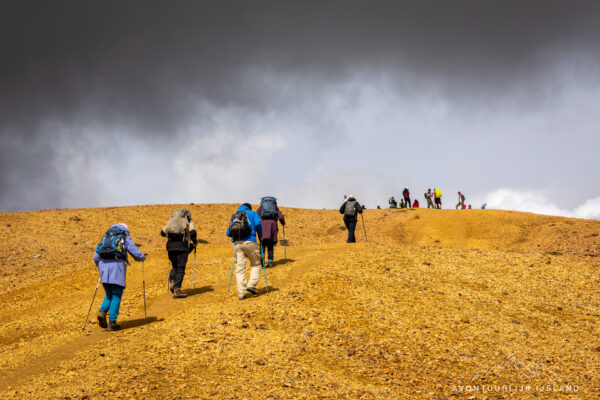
left=456, top=191, right=466, bottom=210
left=412, top=199, right=420, bottom=208
left=257, top=196, right=286, bottom=268
left=424, top=189, right=435, bottom=209
left=402, top=187, right=411, bottom=209
left=161, top=209, right=197, bottom=299
left=388, top=196, right=397, bottom=208
left=434, top=188, right=442, bottom=209
left=339, top=195, right=363, bottom=243
left=94, top=223, right=146, bottom=331
left=227, top=203, right=263, bottom=300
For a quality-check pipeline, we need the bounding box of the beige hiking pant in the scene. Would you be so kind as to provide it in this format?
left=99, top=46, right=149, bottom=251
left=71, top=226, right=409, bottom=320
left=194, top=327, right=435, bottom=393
left=233, top=241, right=262, bottom=296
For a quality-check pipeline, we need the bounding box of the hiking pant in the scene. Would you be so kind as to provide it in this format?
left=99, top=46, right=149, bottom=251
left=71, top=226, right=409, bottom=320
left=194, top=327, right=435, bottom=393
left=233, top=240, right=262, bottom=296
left=404, top=196, right=411, bottom=208
left=456, top=200, right=464, bottom=210
left=435, top=198, right=442, bottom=209
left=168, top=250, right=189, bottom=290
left=344, top=216, right=357, bottom=243
left=99, top=283, right=124, bottom=323
left=426, top=198, right=435, bottom=208
left=262, top=239, right=275, bottom=262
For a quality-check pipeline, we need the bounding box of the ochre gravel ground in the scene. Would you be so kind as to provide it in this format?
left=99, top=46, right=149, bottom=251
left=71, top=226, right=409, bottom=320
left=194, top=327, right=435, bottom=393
left=0, top=205, right=599, bottom=399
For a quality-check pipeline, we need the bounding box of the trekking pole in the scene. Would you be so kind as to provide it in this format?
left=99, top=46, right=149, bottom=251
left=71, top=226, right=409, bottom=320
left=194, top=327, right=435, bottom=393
left=142, top=260, right=148, bottom=324
left=193, top=247, right=197, bottom=292
left=282, top=225, right=287, bottom=262
left=260, top=243, right=269, bottom=295
left=361, top=213, right=368, bottom=243
left=227, top=258, right=235, bottom=292
left=82, top=277, right=101, bottom=331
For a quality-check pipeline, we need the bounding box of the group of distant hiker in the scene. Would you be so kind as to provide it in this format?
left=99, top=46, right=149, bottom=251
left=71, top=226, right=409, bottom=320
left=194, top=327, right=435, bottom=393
left=93, top=197, right=285, bottom=330
left=388, top=188, right=470, bottom=210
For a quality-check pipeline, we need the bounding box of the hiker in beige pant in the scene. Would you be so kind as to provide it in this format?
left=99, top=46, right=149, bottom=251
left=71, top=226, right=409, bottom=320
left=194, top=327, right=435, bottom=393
left=234, top=240, right=262, bottom=297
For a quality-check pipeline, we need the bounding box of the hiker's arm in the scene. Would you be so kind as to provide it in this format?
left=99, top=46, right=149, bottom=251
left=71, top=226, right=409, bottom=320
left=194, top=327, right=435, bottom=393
left=226, top=224, right=231, bottom=238
left=278, top=209, right=285, bottom=226
left=93, top=252, right=100, bottom=266
left=251, top=213, right=263, bottom=240
left=357, top=203, right=363, bottom=214
left=339, top=203, right=345, bottom=214
left=189, top=220, right=197, bottom=244
left=125, top=236, right=146, bottom=261
left=160, top=230, right=166, bottom=237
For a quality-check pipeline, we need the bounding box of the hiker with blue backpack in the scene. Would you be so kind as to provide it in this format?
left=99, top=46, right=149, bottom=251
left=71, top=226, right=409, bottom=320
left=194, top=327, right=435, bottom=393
left=93, top=223, right=146, bottom=331
left=257, top=196, right=286, bottom=268
left=227, top=203, right=264, bottom=300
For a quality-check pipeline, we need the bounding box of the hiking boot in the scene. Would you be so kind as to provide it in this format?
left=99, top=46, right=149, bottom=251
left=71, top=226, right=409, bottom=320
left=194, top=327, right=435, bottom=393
left=247, top=287, right=258, bottom=295
left=238, top=292, right=247, bottom=300
left=97, top=310, right=108, bottom=329
left=173, top=288, right=187, bottom=299
left=268, top=261, right=273, bottom=268
left=169, top=280, right=175, bottom=293
left=107, top=321, right=120, bottom=331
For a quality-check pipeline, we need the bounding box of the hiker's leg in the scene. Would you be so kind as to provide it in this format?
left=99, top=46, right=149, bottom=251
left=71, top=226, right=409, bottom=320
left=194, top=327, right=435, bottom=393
left=246, top=241, right=262, bottom=289
left=108, top=284, right=124, bottom=323
left=265, top=239, right=274, bottom=262
left=234, top=242, right=248, bottom=295
left=168, top=251, right=177, bottom=282
left=173, top=251, right=188, bottom=290
left=99, top=283, right=112, bottom=313
left=347, top=218, right=357, bottom=243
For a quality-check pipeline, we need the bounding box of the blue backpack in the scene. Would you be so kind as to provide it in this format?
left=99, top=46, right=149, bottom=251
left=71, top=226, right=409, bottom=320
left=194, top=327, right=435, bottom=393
left=96, top=227, right=129, bottom=263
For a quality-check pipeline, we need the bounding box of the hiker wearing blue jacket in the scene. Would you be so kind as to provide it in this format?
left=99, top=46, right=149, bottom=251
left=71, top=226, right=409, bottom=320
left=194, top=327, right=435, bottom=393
left=93, top=223, right=146, bottom=331
left=227, top=203, right=263, bottom=300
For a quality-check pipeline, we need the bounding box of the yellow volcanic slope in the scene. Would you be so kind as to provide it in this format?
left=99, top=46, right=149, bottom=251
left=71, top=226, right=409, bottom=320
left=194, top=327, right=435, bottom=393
left=0, top=205, right=599, bottom=399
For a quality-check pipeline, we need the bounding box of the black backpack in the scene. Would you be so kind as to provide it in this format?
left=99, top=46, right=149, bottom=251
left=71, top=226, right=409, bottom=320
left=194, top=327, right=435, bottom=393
left=258, top=196, right=278, bottom=220
left=229, top=211, right=252, bottom=239
left=95, top=226, right=129, bottom=263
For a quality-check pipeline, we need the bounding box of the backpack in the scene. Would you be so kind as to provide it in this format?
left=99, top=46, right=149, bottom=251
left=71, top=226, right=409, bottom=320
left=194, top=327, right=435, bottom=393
left=96, top=226, right=128, bottom=263
left=229, top=211, right=252, bottom=239
left=344, top=200, right=357, bottom=217
left=259, top=196, right=278, bottom=220
left=435, top=188, right=442, bottom=198
left=460, top=194, right=465, bottom=202
left=164, top=209, right=190, bottom=235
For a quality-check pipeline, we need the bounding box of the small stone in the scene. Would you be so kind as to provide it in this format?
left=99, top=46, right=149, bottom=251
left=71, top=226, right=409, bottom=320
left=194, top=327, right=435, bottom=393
left=557, top=306, right=563, bottom=310
left=596, top=346, right=600, bottom=352
left=347, top=349, right=356, bottom=356
left=512, top=319, right=521, bottom=324
left=99, top=353, right=105, bottom=357
left=423, top=261, right=431, bottom=266
left=32, top=254, right=41, bottom=259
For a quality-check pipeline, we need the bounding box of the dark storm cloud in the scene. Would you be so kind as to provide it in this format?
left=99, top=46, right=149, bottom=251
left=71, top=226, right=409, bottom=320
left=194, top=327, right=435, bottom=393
left=1, top=1, right=600, bottom=211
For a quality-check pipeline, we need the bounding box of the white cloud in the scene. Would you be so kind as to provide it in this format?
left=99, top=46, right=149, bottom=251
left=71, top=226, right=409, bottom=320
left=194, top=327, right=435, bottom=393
left=478, top=187, right=600, bottom=220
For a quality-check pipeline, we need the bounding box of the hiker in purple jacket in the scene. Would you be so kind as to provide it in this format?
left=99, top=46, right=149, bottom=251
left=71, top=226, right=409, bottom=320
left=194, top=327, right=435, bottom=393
left=93, top=223, right=146, bottom=331
left=258, top=198, right=286, bottom=268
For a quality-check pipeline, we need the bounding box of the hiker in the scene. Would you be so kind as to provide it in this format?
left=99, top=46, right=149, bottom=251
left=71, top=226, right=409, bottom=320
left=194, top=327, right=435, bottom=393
left=456, top=191, right=466, bottom=210
left=412, top=199, right=420, bottom=208
left=468, top=204, right=472, bottom=209
left=399, top=199, right=406, bottom=208
left=160, top=209, right=197, bottom=299
left=227, top=203, right=263, bottom=300
left=434, top=188, right=442, bottom=209
left=481, top=202, right=487, bottom=209
left=424, top=189, right=435, bottom=209
left=93, top=223, right=146, bottom=331
left=257, top=196, right=286, bottom=268
left=388, top=196, right=397, bottom=208
left=402, top=187, right=411, bottom=209
left=339, top=195, right=363, bottom=243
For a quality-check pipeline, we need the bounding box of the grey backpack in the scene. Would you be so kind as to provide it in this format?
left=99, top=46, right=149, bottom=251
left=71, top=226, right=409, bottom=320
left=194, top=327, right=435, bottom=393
left=344, top=200, right=357, bottom=217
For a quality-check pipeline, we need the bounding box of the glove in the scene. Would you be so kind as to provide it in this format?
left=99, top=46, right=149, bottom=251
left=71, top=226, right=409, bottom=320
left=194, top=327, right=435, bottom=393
left=190, top=230, right=197, bottom=241
left=192, top=238, right=198, bottom=246
left=160, top=230, right=166, bottom=237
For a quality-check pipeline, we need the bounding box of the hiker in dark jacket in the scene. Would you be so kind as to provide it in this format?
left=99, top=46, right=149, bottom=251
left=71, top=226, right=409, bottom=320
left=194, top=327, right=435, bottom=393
left=339, top=195, right=363, bottom=243
left=227, top=203, right=264, bottom=300
left=403, top=187, right=411, bottom=209
left=93, top=223, right=146, bottom=331
left=257, top=204, right=285, bottom=268
left=161, top=209, right=197, bottom=299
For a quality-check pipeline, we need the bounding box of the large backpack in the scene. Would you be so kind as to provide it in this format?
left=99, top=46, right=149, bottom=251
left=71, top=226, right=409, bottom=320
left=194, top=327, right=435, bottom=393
left=344, top=200, right=357, bottom=217
left=259, top=196, right=278, bottom=220
left=229, top=211, right=252, bottom=239
left=96, top=226, right=128, bottom=263
left=434, top=188, right=442, bottom=198
left=164, top=209, right=190, bottom=235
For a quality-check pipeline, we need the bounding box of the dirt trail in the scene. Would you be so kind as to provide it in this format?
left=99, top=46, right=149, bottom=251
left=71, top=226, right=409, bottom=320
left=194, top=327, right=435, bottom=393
left=0, top=243, right=342, bottom=391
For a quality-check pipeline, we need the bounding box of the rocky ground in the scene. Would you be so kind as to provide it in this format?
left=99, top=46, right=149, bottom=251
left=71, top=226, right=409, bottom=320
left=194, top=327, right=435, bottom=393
left=0, top=205, right=599, bottom=399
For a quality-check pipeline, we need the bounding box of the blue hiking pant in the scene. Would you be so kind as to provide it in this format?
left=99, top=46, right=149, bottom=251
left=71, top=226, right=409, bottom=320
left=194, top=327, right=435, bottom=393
left=99, top=283, right=124, bottom=322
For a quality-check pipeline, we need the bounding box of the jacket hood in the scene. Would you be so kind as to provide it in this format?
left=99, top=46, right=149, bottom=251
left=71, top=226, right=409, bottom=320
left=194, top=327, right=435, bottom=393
left=347, top=196, right=356, bottom=201
left=237, top=204, right=250, bottom=213
left=111, top=224, right=130, bottom=235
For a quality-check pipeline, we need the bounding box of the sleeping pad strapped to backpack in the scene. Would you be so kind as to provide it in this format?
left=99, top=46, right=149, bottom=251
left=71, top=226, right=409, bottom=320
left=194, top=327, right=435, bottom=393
left=96, top=226, right=128, bottom=263
left=259, top=196, right=278, bottom=220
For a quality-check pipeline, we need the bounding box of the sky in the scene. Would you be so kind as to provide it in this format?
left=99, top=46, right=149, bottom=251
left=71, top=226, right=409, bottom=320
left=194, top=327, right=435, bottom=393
left=1, top=1, right=599, bottom=218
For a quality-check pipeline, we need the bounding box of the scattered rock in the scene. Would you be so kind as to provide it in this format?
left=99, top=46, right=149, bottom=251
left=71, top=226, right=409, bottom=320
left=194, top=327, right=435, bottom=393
left=69, top=216, right=82, bottom=222
left=347, top=349, right=356, bottom=356
left=32, top=254, right=41, bottom=259
left=512, top=319, right=521, bottom=324
left=423, top=261, right=431, bottom=266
